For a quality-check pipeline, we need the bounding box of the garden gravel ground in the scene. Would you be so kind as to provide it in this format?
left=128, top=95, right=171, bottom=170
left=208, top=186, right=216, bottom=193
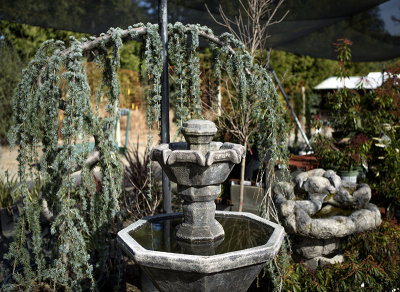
left=0, top=146, right=19, bottom=179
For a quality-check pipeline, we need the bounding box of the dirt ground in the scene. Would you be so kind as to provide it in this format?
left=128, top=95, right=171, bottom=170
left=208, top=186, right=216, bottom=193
left=0, top=145, right=19, bottom=178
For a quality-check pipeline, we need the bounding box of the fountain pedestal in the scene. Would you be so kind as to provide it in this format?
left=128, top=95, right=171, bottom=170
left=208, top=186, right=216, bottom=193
left=152, top=119, right=244, bottom=243
left=177, top=185, right=224, bottom=242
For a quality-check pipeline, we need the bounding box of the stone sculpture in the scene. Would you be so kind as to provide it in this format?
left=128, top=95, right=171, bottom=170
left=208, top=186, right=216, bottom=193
left=273, top=168, right=381, bottom=268
left=118, top=119, right=285, bottom=291
left=150, top=119, right=244, bottom=242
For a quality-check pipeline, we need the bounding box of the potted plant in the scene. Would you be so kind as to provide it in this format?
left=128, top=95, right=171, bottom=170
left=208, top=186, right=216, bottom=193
left=312, top=125, right=339, bottom=171
left=313, top=130, right=370, bottom=183
left=336, top=145, right=361, bottom=183
left=312, top=39, right=373, bottom=183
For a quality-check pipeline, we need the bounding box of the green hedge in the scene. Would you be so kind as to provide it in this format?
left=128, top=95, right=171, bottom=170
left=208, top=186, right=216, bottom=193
left=252, top=220, right=400, bottom=291
left=0, top=42, right=24, bottom=145
left=281, top=221, right=400, bottom=291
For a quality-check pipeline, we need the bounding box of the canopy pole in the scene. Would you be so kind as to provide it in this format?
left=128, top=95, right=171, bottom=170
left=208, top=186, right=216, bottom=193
left=267, top=50, right=312, bottom=150
left=159, top=0, right=172, bottom=213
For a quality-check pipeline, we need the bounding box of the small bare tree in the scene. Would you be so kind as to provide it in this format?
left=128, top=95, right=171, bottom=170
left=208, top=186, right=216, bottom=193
left=208, top=78, right=259, bottom=212
left=206, top=0, right=288, bottom=60
left=206, top=0, right=288, bottom=213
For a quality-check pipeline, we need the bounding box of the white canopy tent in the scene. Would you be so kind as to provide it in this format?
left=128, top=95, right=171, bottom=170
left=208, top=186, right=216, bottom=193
left=314, top=72, right=397, bottom=90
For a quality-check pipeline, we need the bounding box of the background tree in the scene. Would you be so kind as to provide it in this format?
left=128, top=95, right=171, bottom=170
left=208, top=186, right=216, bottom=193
left=0, top=40, right=24, bottom=145
left=206, top=0, right=288, bottom=63
left=206, top=0, right=288, bottom=213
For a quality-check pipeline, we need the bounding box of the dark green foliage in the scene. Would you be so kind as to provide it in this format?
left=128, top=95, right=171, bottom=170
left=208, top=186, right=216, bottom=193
left=312, top=40, right=371, bottom=171
left=313, top=131, right=370, bottom=171
left=0, top=20, right=89, bottom=60
left=360, top=66, right=400, bottom=201
left=252, top=221, right=400, bottom=291
left=328, top=39, right=362, bottom=134
left=306, top=41, right=400, bottom=289
left=1, top=0, right=148, bottom=39
left=345, top=221, right=400, bottom=281
left=267, top=48, right=394, bottom=94
left=267, top=50, right=337, bottom=93
left=312, top=130, right=341, bottom=170
left=367, top=125, right=400, bottom=201
left=120, top=40, right=142, bottom=72
left=0, top=41, right=25, bottom=145
left=313, top=39, right=400, bottom=201
left=266, top=49, right=395, bottom=137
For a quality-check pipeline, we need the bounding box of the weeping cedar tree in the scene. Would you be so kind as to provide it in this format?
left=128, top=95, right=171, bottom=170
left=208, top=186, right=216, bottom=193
left=206, top=0, right=289, bottom=214
left=5, top=22, right=287, bottom=290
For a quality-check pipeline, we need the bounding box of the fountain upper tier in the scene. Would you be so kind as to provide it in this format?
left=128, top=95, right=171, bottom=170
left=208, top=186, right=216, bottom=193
left=150, top=119, right=245, bottom=243
left=151, top=119, right=244, bottom=187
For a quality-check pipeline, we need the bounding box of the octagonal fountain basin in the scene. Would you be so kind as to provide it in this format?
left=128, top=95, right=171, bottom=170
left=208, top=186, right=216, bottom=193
left=117, top=211, right=285, bottom=292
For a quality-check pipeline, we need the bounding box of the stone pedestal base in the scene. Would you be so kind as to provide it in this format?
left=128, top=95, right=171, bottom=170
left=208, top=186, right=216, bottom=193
left=291, top=235, right=343, bottom=269
left=292, top=236, right=342, bottom=260
left=304, top=254, right=345, bottom=270
left=176, top=185, right=224, bottom=243
left=177, top=237, right=224, bottom=256
left=176, top=218, right=224, bottom=243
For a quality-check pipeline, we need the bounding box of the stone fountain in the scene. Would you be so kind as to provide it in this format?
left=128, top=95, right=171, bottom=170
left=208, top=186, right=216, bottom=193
left=273, top=168, right=382, bottom=269
left=118, top=119, right=285, bottom=292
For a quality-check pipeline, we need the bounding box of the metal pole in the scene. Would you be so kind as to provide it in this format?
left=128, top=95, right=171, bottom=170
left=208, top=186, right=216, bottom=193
left=269, top=67, right=312, bottom=150
left=158, top=0, right=172, bottom=213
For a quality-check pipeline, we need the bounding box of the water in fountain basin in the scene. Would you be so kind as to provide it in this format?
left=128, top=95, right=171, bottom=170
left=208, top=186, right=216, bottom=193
left=130, top=214, right=273, bottom=256
left=312, top=205, right=355, bottom=218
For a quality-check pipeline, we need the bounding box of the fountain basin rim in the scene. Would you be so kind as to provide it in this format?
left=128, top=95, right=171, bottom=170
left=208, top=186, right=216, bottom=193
left=117, top=211, right=285, bottom=274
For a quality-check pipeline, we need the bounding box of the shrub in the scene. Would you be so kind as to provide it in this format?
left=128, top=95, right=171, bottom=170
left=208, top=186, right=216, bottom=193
left=313, top=38, right=400, bottom=204
left=121, top=144, right=162, bottom=220
left=361, top=67, right=400, bottom=203
left=0, top=42, right=25, bottom=145
left=279, top=221, right=400, bottom=291
left=251, top=221, right=400, bottom=291
left=0, top=171, right=18, bottom=208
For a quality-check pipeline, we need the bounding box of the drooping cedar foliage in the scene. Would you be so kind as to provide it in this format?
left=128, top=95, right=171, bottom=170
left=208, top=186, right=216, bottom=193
left=5, top=22, right=287, bottom=290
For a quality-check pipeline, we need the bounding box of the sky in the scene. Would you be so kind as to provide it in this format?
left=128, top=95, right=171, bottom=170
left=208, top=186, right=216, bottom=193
left=379, top=0, right=400, bottom=36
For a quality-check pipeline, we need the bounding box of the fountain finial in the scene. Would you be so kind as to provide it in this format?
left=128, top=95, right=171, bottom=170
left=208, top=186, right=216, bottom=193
left=181, top=119, right=217, bottom=151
